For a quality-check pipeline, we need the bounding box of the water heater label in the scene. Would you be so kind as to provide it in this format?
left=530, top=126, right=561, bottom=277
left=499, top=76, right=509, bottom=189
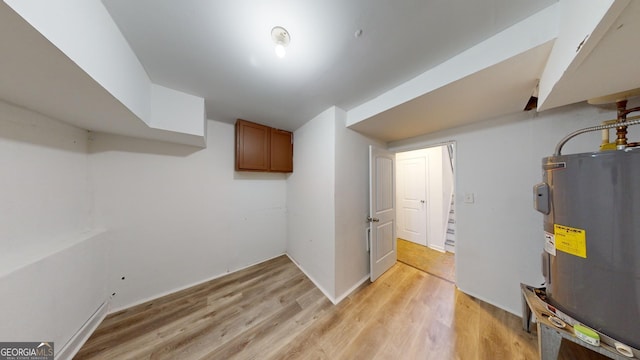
left=544, top=232, right=556, bottom=256
left=543, top=162, right=566, bottom=171
left=554, top=224, right=587, bottom=258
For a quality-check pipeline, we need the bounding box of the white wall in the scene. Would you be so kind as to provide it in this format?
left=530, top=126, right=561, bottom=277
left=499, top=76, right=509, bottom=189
left=89, top=120, right=287, bottom=311
left=286, top=107, right=336, bottom=300
left=389, top=101, right=621, bottom=315
left=3, top=0, right=207, bottom=147
left=0, top=100, right=108, bottom=355
left=150, top=84, right=206, bottom=137
left=287, top=106, right=384, bottom=302
left=334, top=108, right=384, bottom=301
left=4, top=0, right=151, bottom=123
left=0, top=101, right=91, bottom=254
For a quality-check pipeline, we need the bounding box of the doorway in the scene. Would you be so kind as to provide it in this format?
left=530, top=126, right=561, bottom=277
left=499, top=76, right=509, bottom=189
left=395, top=143, right=455, bottom=282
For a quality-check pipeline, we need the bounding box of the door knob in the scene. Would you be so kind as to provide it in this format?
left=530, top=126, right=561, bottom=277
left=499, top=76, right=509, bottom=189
left=420, top=200, right=425, bottom=203
left=367, top=216, right=380, bottom=223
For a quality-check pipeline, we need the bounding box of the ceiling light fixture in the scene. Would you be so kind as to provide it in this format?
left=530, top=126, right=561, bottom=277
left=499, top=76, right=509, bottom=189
left=271, top=26, right=290, bottom=58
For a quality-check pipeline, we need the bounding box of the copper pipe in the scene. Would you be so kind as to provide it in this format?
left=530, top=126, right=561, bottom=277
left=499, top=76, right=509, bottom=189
left=616, top=100, right=629, bottom=148
left=620, top=106, right=640, bottom=117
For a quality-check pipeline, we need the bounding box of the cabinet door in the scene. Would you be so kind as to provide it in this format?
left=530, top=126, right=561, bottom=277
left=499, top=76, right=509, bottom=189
left=236, top=119, right=270, bottom=171
left=270, top=128, right=293, bottom=172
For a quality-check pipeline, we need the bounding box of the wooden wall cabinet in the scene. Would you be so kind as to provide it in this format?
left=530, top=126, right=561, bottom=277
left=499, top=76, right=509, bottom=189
left=236, top=119, right=293, bottom=172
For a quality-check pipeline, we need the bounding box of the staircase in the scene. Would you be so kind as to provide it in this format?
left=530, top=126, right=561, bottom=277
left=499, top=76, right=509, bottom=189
left=445, top=144, right=456, bottom=253
left=445, top=195, right=456, bottom=253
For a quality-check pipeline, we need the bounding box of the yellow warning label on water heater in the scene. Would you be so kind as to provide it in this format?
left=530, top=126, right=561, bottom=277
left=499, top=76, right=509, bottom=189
left=554, top=224, right=586, bottom=258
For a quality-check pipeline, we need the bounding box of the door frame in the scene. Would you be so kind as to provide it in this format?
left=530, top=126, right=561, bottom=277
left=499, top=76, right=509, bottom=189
left=393, top=141, right=457, bottom=254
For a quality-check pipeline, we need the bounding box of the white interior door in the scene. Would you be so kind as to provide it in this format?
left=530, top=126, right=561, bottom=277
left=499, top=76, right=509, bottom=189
left=425, top=146, right=445, bottom=252
left=395, top=146, right=451, bottom=252
left=396, top=154, right=427, bottom=246
left=369, top=146, right=397, bottom=282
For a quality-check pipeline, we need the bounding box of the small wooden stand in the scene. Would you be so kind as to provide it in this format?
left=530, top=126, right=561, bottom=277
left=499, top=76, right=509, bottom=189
left=520, top=284, right=636, bottom=360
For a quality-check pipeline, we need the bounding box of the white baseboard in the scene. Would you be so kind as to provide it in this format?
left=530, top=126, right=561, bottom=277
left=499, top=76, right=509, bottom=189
left=56, top=299, right=109, bottom=360
left=334, top=274, right=369, bottom=305
left=108, top=253, right=287, bottom=314
left=56, top=254, right=369, bottom=360
left=428, top=244, right=446, bottom=253
left=284, top=254, right=370, bottom=306
left=285, top=253, right=337, bottom=304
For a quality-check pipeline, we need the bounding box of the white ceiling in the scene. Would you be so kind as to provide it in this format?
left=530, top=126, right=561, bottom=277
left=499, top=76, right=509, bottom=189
left=101, top=0, right=558, bottom=132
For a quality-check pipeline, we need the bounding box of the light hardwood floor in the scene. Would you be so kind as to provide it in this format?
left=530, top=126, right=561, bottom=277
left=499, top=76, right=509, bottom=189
left=397, top=238, right=455, bottom=283
left=75, top=255, right=608, bottom=359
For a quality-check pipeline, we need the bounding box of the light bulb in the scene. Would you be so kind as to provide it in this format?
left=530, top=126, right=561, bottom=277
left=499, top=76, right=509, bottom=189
left=275, top=44, right=286, bottom=58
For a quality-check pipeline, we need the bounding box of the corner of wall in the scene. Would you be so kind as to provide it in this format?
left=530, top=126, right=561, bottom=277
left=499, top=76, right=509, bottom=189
left=333, top=109, right=385, bottom=298
left=286, top=107, right=338, bottom=300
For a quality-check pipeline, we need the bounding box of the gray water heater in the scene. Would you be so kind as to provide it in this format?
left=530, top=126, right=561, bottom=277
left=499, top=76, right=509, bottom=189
left=535, top=149, right=640, bottom=349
